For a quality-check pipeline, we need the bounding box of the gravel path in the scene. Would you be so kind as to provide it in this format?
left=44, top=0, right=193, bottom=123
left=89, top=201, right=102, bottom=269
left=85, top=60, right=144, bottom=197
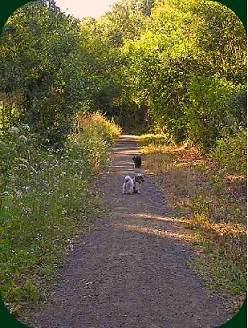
left=30, top=135, right=231, bottom=328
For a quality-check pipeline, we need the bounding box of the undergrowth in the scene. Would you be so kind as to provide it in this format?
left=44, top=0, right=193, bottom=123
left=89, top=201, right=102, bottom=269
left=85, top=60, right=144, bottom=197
left=139, top=130, right=247, bottom=312
left=0, top=112, right=121, bottom=317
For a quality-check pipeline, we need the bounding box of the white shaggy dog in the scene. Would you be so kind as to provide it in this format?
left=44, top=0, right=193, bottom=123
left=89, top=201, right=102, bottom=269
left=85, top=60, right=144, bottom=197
left=122, top=174, right=145, bottom=194
left=122, top=175, right=134, bottom=194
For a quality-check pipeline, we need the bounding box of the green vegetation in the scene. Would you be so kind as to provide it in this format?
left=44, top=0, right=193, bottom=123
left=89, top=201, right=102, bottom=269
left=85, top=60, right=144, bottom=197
left=0, top=113, right=121, bottom=316
left=139, top=136, right=246, bottom=311
left=0, top=0, right=246, bottom=146
left=0, top=0, right=246, bottom=317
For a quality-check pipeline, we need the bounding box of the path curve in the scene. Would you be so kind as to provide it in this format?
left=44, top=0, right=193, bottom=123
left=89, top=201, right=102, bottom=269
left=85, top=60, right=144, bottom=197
left=30, top=135, right=230, bottom=328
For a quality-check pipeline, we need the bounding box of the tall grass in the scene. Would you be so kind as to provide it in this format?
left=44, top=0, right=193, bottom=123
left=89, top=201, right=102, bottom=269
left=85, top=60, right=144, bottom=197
left=72, top=111, right=122, bottom=173
left=0, top=113, right=121, bottom=317
left=139, top=132, right=246, bottom=312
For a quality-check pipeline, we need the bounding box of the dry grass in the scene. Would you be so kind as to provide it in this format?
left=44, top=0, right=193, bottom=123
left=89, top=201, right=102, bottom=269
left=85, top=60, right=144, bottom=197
left=139, top=137, right=247, bottom=313
left=75, top=111, right=122, bottom=143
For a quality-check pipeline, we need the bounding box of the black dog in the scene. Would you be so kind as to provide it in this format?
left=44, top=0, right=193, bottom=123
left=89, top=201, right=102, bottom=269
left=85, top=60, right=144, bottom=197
left=132, top=156, right=142, bottom=169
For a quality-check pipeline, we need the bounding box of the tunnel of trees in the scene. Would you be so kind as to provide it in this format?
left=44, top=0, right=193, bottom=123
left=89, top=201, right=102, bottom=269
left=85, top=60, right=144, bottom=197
left=0, top=0, right=246, bottom=149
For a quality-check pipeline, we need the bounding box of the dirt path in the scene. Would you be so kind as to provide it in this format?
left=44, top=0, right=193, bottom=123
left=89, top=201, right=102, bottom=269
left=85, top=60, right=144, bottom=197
left=30, top=135, right=231, bottom=328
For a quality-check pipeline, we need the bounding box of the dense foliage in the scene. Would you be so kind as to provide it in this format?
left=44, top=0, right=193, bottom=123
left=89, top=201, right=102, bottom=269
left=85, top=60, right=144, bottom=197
left=0, top=112, right=120, bottom=315
left=0, top=1, right=88, bottom=148
left=77, top=0, right=246, bottom=145
left=120, top=0, right=246, bottom=145
left=0, top=0, right=246, bottom=148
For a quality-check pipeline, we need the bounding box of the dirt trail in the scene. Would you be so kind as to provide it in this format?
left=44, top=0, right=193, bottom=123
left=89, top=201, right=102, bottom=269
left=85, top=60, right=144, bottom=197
left=30, top=135, right=230, bottom=328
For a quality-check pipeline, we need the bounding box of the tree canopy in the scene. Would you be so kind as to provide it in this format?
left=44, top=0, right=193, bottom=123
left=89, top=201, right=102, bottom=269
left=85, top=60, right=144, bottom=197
left=0, top=0, right=246, bottom=149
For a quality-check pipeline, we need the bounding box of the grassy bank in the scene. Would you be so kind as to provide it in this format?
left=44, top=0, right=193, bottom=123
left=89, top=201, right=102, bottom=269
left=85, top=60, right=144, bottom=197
left=139, top=132, right=246, bottom=313
left=0, top=112, right=121, bottom=317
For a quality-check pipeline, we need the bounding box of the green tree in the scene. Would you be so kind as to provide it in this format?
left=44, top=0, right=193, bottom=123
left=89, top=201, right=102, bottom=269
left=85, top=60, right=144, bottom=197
left=0, top=1, right=86, bottom=148
left=121, top=0, right=246, bottom=144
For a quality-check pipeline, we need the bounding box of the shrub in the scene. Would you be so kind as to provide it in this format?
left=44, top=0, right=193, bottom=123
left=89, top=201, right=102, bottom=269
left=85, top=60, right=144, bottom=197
left=138, top=133, right=173, bottom=146
left=210, top=129, right=247, bottom=175
left=184, top=75, right=245, bottom=149
left=70, top=112, right=121, bottom=173
left=75, top=111, right=122, bottom=144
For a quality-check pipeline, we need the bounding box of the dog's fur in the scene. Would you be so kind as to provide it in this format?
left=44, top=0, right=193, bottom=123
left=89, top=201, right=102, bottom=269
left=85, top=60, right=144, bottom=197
left=132, top=156, right=142, bottom=169
left=135, top=173, right=145, bottom=184
left=133, top=173, right=145, bottom=193
left=122, top=175, right=134, bottom=194
left=123, top=173, right=144, bottom=194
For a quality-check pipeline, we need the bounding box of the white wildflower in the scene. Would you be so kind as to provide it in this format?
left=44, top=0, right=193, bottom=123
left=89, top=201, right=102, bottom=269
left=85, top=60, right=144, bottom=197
left=19, top=135, right=28, bottom=142
left=16, top=190, right=23, bottom=198
left=22, top=124, right=30, bottom=131
left=9, top=126, right=19, bottom=135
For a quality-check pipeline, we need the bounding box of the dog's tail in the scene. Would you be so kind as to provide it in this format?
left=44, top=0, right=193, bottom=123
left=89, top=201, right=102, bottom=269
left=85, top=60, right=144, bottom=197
left=125, top=176, right=130, bottom=183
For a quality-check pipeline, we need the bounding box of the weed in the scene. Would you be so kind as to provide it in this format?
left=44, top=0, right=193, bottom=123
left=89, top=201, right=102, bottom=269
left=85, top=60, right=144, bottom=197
left=140, top=133, right=246, bottom=311
left=0, top=114, right=121, bottom=317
